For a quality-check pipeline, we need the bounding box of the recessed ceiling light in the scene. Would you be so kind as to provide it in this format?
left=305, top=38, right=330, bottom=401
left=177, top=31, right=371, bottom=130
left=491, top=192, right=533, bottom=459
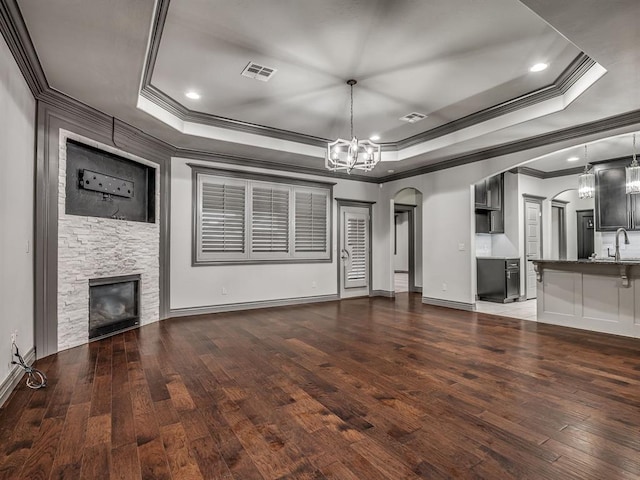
left=370, top=134, right=380, bottom=141
left=567, top=156, right=580, bottom=162
left=387, top=169, right=395, bottom=173
left=530, top=63, right=548, bottom=73
left=185, top=91, right=201, bottom=100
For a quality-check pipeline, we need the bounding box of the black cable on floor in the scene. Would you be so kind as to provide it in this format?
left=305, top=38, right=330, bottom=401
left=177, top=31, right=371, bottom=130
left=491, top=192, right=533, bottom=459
left=11, top=342, right=47, bottom=389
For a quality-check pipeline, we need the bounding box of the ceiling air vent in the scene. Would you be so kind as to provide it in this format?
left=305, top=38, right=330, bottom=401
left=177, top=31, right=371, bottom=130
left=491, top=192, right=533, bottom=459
left=241, top=62, right=277, bottom=82
left=399, top=112, right=427, bottom=123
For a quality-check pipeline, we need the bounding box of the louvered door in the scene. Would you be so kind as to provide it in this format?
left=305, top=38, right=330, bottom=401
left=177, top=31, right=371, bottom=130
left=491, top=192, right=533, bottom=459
left=340, top=206, right=370, bottom=297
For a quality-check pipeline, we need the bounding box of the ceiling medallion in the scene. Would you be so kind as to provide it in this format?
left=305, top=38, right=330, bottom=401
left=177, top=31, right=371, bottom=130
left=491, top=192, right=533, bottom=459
left=578, top=145, right=595, bottom=199
left=326, top=80, right=381, bottom=174
left=625, top=134, right=640, bottom=194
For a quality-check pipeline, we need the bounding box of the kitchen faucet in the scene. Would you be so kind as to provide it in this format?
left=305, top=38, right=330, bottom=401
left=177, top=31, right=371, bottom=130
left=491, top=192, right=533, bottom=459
left=608, top=227, right=630, bottom=262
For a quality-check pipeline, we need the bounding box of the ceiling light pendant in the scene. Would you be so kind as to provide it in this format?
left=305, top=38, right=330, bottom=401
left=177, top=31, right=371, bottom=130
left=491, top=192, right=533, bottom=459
left=626, top=134, right=640, bottom=194
left=578, top=145, right=595, bottom=199
left=326, top=80, right=380, bottom=174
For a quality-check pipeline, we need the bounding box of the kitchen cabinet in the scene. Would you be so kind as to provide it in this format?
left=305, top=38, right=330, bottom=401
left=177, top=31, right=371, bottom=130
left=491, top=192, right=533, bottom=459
left=475, top=210, right=504, bottom=234
left=477, top=258, right=520, bottom=303
left=475, top=174, right=502, bottom=210
left=475, top=173, right=504, bottom=233
left=594, top=159, right=640, bottom=231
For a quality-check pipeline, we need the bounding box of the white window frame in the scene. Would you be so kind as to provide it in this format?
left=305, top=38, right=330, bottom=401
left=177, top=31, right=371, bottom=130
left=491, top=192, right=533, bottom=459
left=192, top=166, right=333, bottom=265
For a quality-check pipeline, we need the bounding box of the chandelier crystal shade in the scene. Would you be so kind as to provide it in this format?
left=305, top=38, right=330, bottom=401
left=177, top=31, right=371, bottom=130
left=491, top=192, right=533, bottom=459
left=625, top=134, right=640, bottom=194
left=326, top=80, right=381, bottom=174
left=578, top=145, right=595, bottom=199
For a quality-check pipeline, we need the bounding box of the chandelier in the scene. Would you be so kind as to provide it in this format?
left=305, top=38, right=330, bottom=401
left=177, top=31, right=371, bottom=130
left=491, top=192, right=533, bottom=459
left=326, top=80, right=381, bottom=174
left=578, top=145, right=595, bottom=199
left=626, top=134, right=640, bottom=194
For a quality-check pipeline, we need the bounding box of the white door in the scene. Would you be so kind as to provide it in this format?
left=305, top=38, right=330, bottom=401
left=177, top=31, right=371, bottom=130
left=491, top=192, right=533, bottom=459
left=525, top=200, right=542, bottom=299
left=340, top=206, right=370, bottom=298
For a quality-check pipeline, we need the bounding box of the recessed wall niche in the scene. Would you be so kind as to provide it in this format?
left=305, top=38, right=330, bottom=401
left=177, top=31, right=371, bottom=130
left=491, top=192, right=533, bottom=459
left=65, top=139, right=156, bottom=223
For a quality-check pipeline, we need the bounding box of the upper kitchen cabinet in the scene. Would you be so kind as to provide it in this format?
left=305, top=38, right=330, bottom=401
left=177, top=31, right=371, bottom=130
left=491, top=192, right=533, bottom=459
left=475, top=173, right=504, bottom=234
left=474, top=174, right=503, bottom=210
left=594, top=159, right=638, bottom=231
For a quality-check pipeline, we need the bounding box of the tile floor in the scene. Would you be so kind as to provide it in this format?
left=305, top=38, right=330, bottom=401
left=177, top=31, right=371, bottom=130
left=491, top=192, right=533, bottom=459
left=394, top=272, right=409, bottom=292
left=475, top=298, right=537, bottom=321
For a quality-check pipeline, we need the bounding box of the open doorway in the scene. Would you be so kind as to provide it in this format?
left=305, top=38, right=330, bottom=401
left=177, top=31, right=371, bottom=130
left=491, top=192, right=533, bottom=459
left=550, top=189, right=595, bottom=260
left=393, top=188, right=423, bottom=295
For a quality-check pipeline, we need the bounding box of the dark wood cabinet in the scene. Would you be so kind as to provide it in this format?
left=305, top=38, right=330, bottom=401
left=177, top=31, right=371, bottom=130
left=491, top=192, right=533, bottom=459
left=475, top=181, right=488, bottom=207
left=477, top=258, right=520, bottom=303
left=594, top=160, right=637, bottom=231
left=474, top=174, right=502, bottom=210
left=475, top=174, right=504, bottom=234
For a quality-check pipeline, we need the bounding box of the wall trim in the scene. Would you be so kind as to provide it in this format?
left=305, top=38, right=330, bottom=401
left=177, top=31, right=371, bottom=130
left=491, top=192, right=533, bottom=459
left=511, top=165, right=584, bottom=179
left=0, top=347, right=35, bottom=407
left=410, top=286, right=423, bottom=294
left=169, top=294, right=338, bottom=317
left=370, top=290, right=395, bottom=298
left=381, top=109, right=640, bottom=183
left=422, top=297, right=477, bottom=311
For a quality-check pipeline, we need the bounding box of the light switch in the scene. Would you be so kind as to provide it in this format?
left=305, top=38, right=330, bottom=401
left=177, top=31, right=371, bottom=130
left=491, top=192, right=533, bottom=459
left=458, top=243, right=465, bottom=251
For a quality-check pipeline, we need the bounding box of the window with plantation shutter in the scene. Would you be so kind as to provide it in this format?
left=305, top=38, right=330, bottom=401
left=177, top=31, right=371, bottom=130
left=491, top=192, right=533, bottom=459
left=294, top=189, right=328, bottom=254
left=193, top=167, right=332, bottom=264
left=251, top=185, right=290, bottom=254
left=197, top=176, right=247, bottom=261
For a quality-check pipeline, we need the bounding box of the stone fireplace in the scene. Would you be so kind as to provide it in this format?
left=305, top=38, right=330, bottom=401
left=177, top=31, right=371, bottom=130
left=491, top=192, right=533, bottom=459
left=57, top=131, right=160, bottom=351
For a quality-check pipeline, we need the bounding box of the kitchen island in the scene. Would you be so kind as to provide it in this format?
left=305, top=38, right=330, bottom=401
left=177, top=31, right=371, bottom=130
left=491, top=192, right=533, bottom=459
left=532, top=259, right=640, bottom=338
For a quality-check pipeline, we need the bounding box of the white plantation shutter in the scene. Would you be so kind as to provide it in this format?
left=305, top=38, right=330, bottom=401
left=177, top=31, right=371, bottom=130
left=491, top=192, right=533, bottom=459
left=194, top=169, right=331, bottom=263
left=344, top=213, right=368, bottom=288
left=198, top=177, right=246, bottom=259
left=294, top=189, right=328, bottom=254
left=251, top=185, right=290, bottom=253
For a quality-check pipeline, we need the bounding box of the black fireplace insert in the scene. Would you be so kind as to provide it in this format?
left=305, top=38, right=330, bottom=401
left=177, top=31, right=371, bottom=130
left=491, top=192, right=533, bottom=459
left=89, top=274, right=140, bottom=340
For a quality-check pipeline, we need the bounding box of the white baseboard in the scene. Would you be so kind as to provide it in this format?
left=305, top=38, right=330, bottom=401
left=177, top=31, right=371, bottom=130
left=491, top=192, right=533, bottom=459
left=169, top=294, right=339, bottom=317
left=370, top=290, right=395, bottom=298
left=0, top=347, right=36, bottom=407
left=422, top=297, right=476, bottom=311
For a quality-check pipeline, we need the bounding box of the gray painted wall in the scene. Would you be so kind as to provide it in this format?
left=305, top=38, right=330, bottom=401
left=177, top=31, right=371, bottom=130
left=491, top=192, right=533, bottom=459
left=0, top=32, right=36, bottom=385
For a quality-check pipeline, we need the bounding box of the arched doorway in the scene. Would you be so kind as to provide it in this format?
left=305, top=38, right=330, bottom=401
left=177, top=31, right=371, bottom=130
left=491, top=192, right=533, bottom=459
left=393, top=188, right=423, bottom=294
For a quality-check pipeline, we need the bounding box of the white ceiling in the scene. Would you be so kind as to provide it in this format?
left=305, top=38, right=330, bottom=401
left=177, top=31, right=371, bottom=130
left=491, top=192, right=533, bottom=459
left=14, top=0, right=640, bottom=178
left=153, top=0, right=579, bottom=142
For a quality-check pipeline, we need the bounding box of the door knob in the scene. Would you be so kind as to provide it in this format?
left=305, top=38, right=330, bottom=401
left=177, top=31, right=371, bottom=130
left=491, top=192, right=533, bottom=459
left=340, top=249, right=350, bottom=261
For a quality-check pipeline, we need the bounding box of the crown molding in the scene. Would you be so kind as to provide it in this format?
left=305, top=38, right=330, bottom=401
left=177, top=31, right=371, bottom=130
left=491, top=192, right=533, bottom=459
left=508, top=165, right=584, bottom=179
left=139, top=0, right=597, bottom=152
left=0, top=0, right=47, bottom=96
left=378, top=109, right=640, bottom=183
left=176, top=148, right=380, bottom=183
left=391, top=54, right=595, bottom=150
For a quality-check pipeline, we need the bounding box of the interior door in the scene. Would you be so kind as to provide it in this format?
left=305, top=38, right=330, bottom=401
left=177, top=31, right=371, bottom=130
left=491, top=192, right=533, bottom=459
left=576, top=210, right=595, bottom=259
left=525, top=200, right=542, bottom=300
left=339, top=205, right=370, bottom=298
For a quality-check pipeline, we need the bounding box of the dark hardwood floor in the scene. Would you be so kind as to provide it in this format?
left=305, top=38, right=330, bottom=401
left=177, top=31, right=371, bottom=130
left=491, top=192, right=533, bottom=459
left=1, top=293, right=640, bottom=479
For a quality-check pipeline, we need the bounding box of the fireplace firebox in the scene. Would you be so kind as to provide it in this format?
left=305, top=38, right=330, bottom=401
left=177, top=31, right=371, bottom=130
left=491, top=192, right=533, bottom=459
left=89, top=274, right=140, bottom=340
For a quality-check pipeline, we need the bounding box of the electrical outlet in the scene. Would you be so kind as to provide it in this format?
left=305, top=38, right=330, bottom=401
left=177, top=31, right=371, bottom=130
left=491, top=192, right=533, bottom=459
left=221, top=287, right=228, bottom=295
left=442, top=283, right=447, bottom=291
left=458, top=243, right=465, bottom=251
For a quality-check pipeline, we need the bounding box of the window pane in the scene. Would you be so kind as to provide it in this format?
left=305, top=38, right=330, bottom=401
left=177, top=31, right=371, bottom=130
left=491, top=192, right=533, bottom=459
left=295, top=190, right=327, bottom=252
left=251, top=186, right=290, bottom=253
left=201, top=182, right=246, bottom=253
